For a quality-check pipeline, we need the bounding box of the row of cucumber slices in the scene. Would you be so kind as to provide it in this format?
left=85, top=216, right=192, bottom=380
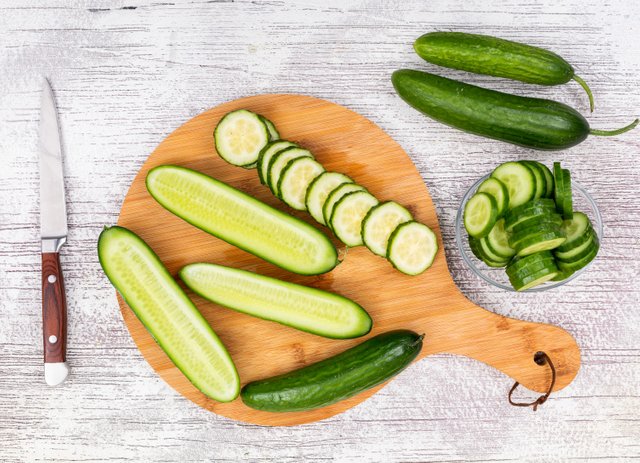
left=214, top=109, right=439, bottom=275
left=464, top=161, right=599, bottom=290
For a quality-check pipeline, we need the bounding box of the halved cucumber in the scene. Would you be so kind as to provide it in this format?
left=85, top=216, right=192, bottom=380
left=557, top=212, right=593, bottom=252
left=557, top=245, right=599, bottom=272
left=305, top=172, right=353, bottom=225
left=477, top=177, right=509, bottom=217
left=485, top=218, right=515, bottom=259
left=214, top=109, right=269, bottom=167
left=491, top=162, right=536, bottom=208
left=259, top=115, right=279, bottom=141
left=146, top=165, right=338, bottom=275
left=555, top=236, right=598, bottom=263
left=257, top=140, right=297, bottom=185
left=520, top=161, right=546, bottom=200
left=464, top=192, right=498, bottom=238
left=387, top=221, right=438, bottom=275
left=278, top=157, right=325, bottom=210
left=362, top=201, right=413, bottom=257
left=268, top=147, right=314, bottom=196
left=512, top=230, right=566, bottom=257
left=509, top=266, right=559, bottom=291
left=534, top=161, right=554, bottom=198
left=330, top=191, right=379, bottom=247
left=180, top=263, right=372, bottom=339
left=323, top=183, right=367, bottom=228
left=98, top=226, right=239, bottom=402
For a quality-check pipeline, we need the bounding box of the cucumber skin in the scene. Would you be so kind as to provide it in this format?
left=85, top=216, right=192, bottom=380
left=241, top=330, right=423, bottom=412
left=392, top=69, right=590, bottom=150
left=414, top=32, right=574, bottom=86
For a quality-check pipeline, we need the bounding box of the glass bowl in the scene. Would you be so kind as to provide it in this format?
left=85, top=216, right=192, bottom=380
left=455, top=174, right=603, bottom=292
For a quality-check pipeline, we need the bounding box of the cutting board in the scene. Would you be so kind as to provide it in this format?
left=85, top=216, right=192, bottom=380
left=116, top=94, right=580, bottom=426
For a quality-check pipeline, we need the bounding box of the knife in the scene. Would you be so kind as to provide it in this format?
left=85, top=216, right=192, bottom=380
left=39, top=78, right=70, bottom=386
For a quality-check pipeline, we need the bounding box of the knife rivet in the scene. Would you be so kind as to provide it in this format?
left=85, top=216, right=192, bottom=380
left=47, top=275, right=57, bottom=284
left=49, top=335, right=57, bottom=344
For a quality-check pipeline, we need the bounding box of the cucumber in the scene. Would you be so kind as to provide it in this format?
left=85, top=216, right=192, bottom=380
left=556, top=212, right=593, bottom=252
left=268, top=147, right=314, bottom=196
left=534, top=161, right=554, bottom=198
left=305, top=172, right=353, bottom=225
left=362, top=201, right=413, bottom=257
left=392, top=69, right=638, bottom=150
left=477, top=177, right=509, bottom=216
left=214, top=109, right=269, bottom=167
left=557, top=245, right=599, bottom=272
left=509, top=222, right=563, bottom=245
left=510, top=213, right=563, bottom=235
left=485, top=218, right=515, bottom=259
left=469, top=237, right=509, bottom=267
left=257, top=140, right=297, bottom=185
left=491, top=162, right=536, bottom=208
left=413, top=32, right=595, bottom=112
left=512, top=230, right=566, bottom=257
left=146, top=166, right=338, bottom=275
left=554, top=236, right=598, bottom=263
left=259, top=115, right=279, bottom=141
left=478, top=237, right=510, bottom=267
left=277, top=157, right=325, bottom=210
left=387, top=221, right=439, bottom=275
left=180, top=263, right=372, bottom=339
left=506, top=251, right=554, bottom=274
left=509, top=266, right=559, bottom=291
left=520, top=161, right=546, bottom=200
left=330, top=191, right=379, bottom=247
left=323, top=183, right=367, bottom=231
left=504, top=199, right=557, bottom=230
left=463, top=192, right=498, bottom=238
left=98, top=226, right=239, bottom=402
left=507, top=255, right=557, bottom=279
left=561, top=168, right=574, bottom=220
left=241, top=330, right=423, bottom=412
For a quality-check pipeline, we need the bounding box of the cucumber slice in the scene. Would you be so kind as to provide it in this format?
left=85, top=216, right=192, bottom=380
left=557, top=245, right=599, bottom=272
left=485, top=218, right=515, bottom=259
left=477, top=177, right=509, bottom=216
left=561, top=169, right=574, bottom=220
left=478, top=237, right=510, bottom=266
left=555, top=236, right=598, bottom=263
left=278, top=157, right=325, bottom=210
left=330, top=191, right=379, bottom=247
left=387, top=221, right=438, bottom=275
left=362, top=201, right=413, bottom=257
left=491, top=162, right=536, bottom=208
left=257, top=141, right=298, bottom=185
left=507, top=251, right=555, bottom=274
left=520, top=161, right=546, bottom=200
left=180, top=263, right=372, bottom=339
left=469, top=237, right=508, bottom=267
left=508, top=258, right=558, bottom=280
left=268, top=147, right=313, bottom=196
left=305, top=172, right=353, bottom=225
left=146, top=166, right=338, bottom=275
left=258, top=115, right=279, bottom=141
left=557, top=212, right=593, bottom=252
left=504, top=199, right=557, bottom=230
left=513, top=230, right=566, bottom=257
left=510, top=213, right=563, bottom=235
left=534, top=161, right=554, bottom=198
left=509, top=222, right=563, bottom=246
left=323, top=183, right=367, bottom=228
left=464, top=192, right=498, bottom=238
left=214, top=109, right=269, bottom=167
left=509, top=266, right=559, bottom=291
left=98, top=226, right=239, bottom=402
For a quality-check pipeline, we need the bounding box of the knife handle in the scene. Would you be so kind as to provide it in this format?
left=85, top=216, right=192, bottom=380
left=42, top=252, right=67, bottom=363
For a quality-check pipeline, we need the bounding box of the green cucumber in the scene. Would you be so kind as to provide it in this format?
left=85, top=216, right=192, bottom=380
left=392, top=69, right=638, bottom=150
left=491, top=162, right=536, bottom=208
left=305, top=172, right=353, bottom=225
left=478, top=237, right=510, bottom=267
left=509, top=222, right=563, bottom=245
left=507, top=257, right=557, bottom=280
left=557, top=212, right=593, bottom=252
left=485, top=218, right=515, bottom=259
left=413, top=32, right=596, bottom=112
left=259, top=115, right=279, bottom=141
left=506, top=251, right=555, bottom=274
left=387, top=221, right=439, bottom=275
left=510, top=213, right=563, bottom=235
left=241, top=330, right=423, bottom=412
left=534, top=162, right=554, bottom=198
left=469, top=237, right=510, bottom=268
left=557, top=245, right=599, bottom=272
left=268, top=147, right=314, bottom=196
left=214, top=109, right=270, bottom=167
left=146, top=165, right=338, bottom=275
left=561, top=168, right=573, bottom=220
left=257, top=141, right=298, bottom=185
left=362, top=201, right=413, bottom=257
left=512, top=230, right=566, bottom=256
left=477, top=177, right=509, bottom=216
left=277, top=157, right=325, bottom=210
left=330, top=191, right=379, bottom=247
left=509, top=266, right=559, bottom=291
left=554, top=236, right=598, bottom=263
left=464, top=192, right=498, bottom=238
left=520, top=161, right=547, bottom=200
left=98, top=226, right=239, bottom=402
left=180, top=263, right=371, bottom=339
left=504, top=199, right=556, bottom=230
left=323, top=183, right=367, bottom=228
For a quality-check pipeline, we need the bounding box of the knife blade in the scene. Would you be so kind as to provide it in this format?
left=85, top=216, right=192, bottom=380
left=39, top=78, right=70, bottom=386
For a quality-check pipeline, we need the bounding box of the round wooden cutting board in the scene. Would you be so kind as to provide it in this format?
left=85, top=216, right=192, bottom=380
left=116, top=94, right=581, bottom=426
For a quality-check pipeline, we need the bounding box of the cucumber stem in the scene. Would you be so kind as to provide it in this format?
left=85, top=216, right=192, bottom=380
left=572, top=75, right=594, bottom=112
left=589, top=119, right=639, bottom=137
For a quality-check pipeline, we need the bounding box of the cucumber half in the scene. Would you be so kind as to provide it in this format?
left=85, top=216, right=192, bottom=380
left=214, top=109, right=269, bottom=167
left=146, top=165, right=338, bottom=275
left=387, top=221, right=439, bottom=275
left=98, top=226, right=239, bottom=402
left=464, top=192, right=498, bottom=238
left=278, top=157, right=325, bottom=210
left=362, top=201, right=413, bottom=257
left=323, top=183, right=367, bottom=229
left=180, top=263, right=372, bottom=339
left=305, top=172, right=353, bottom=225
left=268, top=147, right=313, bottom=196
left=491, top=161, right=536, bottom=208
left=330, top=191, right=379, bottom=247
left=257, top=140, right=297, bottom=185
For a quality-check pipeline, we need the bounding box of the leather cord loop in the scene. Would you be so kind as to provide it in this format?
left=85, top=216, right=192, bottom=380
left=508, top=351, right=556, bottom=411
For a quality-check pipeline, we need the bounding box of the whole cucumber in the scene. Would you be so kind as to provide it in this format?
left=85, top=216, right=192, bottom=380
left=414, top=32, right=595, bottom=111
left=241, top=330, right=423, bottom=412
left=392, top=69, right=638, bottom=151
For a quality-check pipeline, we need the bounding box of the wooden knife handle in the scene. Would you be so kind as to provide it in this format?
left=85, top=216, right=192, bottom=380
left=42, top=252, right=67, bottom=363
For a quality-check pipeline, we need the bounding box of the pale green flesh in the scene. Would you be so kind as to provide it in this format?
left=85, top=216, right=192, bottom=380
left=146, top=166, right=337, bottom=275
left=388, top=222, right=438, bottom=275
left=477, top=177, right=508, bottom=215
left=263, top=118, right=279, bottom=140
left=180, top=263, right=372, bottom=339
left=214, top=110, right=269, bottom=167
left=464, top=193, right=495, bottom=237
left=306, top=172, right=352, bottom=225
left=98, top=226, right=239, bottom=402
left=331, top=191, right=379, bottom=247
left=269, top=148, right=313, bottom=196
left=362, top=202, right=413, bottom=256
left=278, top=158, right=325, bottom=210
left=258, top=141, right=297, bottom=184
left=491, top=162, right=535, bottom=208
left=486, top=218, right=515, bottom=258
left=517, top=271, right=559, bottom=291
left=323, top=183, right=366, bottom=227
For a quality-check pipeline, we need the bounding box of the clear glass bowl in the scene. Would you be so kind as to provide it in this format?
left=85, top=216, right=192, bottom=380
left=455, top=174, right=603, bottom=292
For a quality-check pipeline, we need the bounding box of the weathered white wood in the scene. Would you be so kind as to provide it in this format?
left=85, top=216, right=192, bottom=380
left=1, top=0, right=639, bottom=461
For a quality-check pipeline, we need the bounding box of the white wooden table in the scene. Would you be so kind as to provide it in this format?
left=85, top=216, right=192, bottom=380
left=1, top=1, right=639, bottom=461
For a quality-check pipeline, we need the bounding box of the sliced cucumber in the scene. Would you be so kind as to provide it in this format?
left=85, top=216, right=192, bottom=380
left=323, top=183, right=367, bottom=228
left=491, top=162, right=536, bottom=208
left=534, top=161, right=554, bottom=198
left=268, top=147, right=313, bottom=196
left=485, top=218, right=515, bottom=259
left=557, top=212, right=593, bottom=252
left=257, top=141, right=298, bottom=185
left=469, top=237, right=508, bottom=267
left=464, top=192, right=498, bottom=238
left=555, top=236, right=598, bottom=263
left=277, top=157, right=325, bottom=210
left=520, top=161, right=546, bottom=200
left=478, top=237, right=510, bottom=266
left=504, top=199, right=557, bottom=230
left=477, top=177, right=509, bottom=216
left=305, top=172, right=353, bottom=225
left=214, top=109, right=269, bottom=167
left=509, top=222, right=563, bottom=246
left=180, top=263, right=372, bottom=339
left=512, top=230, right=566, bottom=257
left=561, top=169, right=573, bottom=220
left=98, top=226, right=239, bottom=402
left=510, top=213, right=563, bottom=235
left=506, top=251, right=555, bottom=275
left=259, top=115, right=279, bottom=141
left=387, top=221, right=438, bottom=275
left=557, top=245, right=599, bottom=272
left=509, top=266, right=559, bottom=291
left=362, top=201, right=413, bottom=257
left=330, top=191, right=379, bottom=247
left=507, top=256, right=557, bottom=279
left=146, top=165, right=338, bottom=275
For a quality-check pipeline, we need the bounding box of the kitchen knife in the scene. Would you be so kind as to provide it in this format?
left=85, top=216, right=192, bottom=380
left=39, top=78, right=70, bottom=386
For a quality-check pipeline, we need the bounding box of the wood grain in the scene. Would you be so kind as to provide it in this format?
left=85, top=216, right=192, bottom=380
left=41, top=252, right=67, bottom=363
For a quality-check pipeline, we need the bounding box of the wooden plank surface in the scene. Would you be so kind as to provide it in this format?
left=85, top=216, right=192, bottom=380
left=0, top=0, right=638, bottom=460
